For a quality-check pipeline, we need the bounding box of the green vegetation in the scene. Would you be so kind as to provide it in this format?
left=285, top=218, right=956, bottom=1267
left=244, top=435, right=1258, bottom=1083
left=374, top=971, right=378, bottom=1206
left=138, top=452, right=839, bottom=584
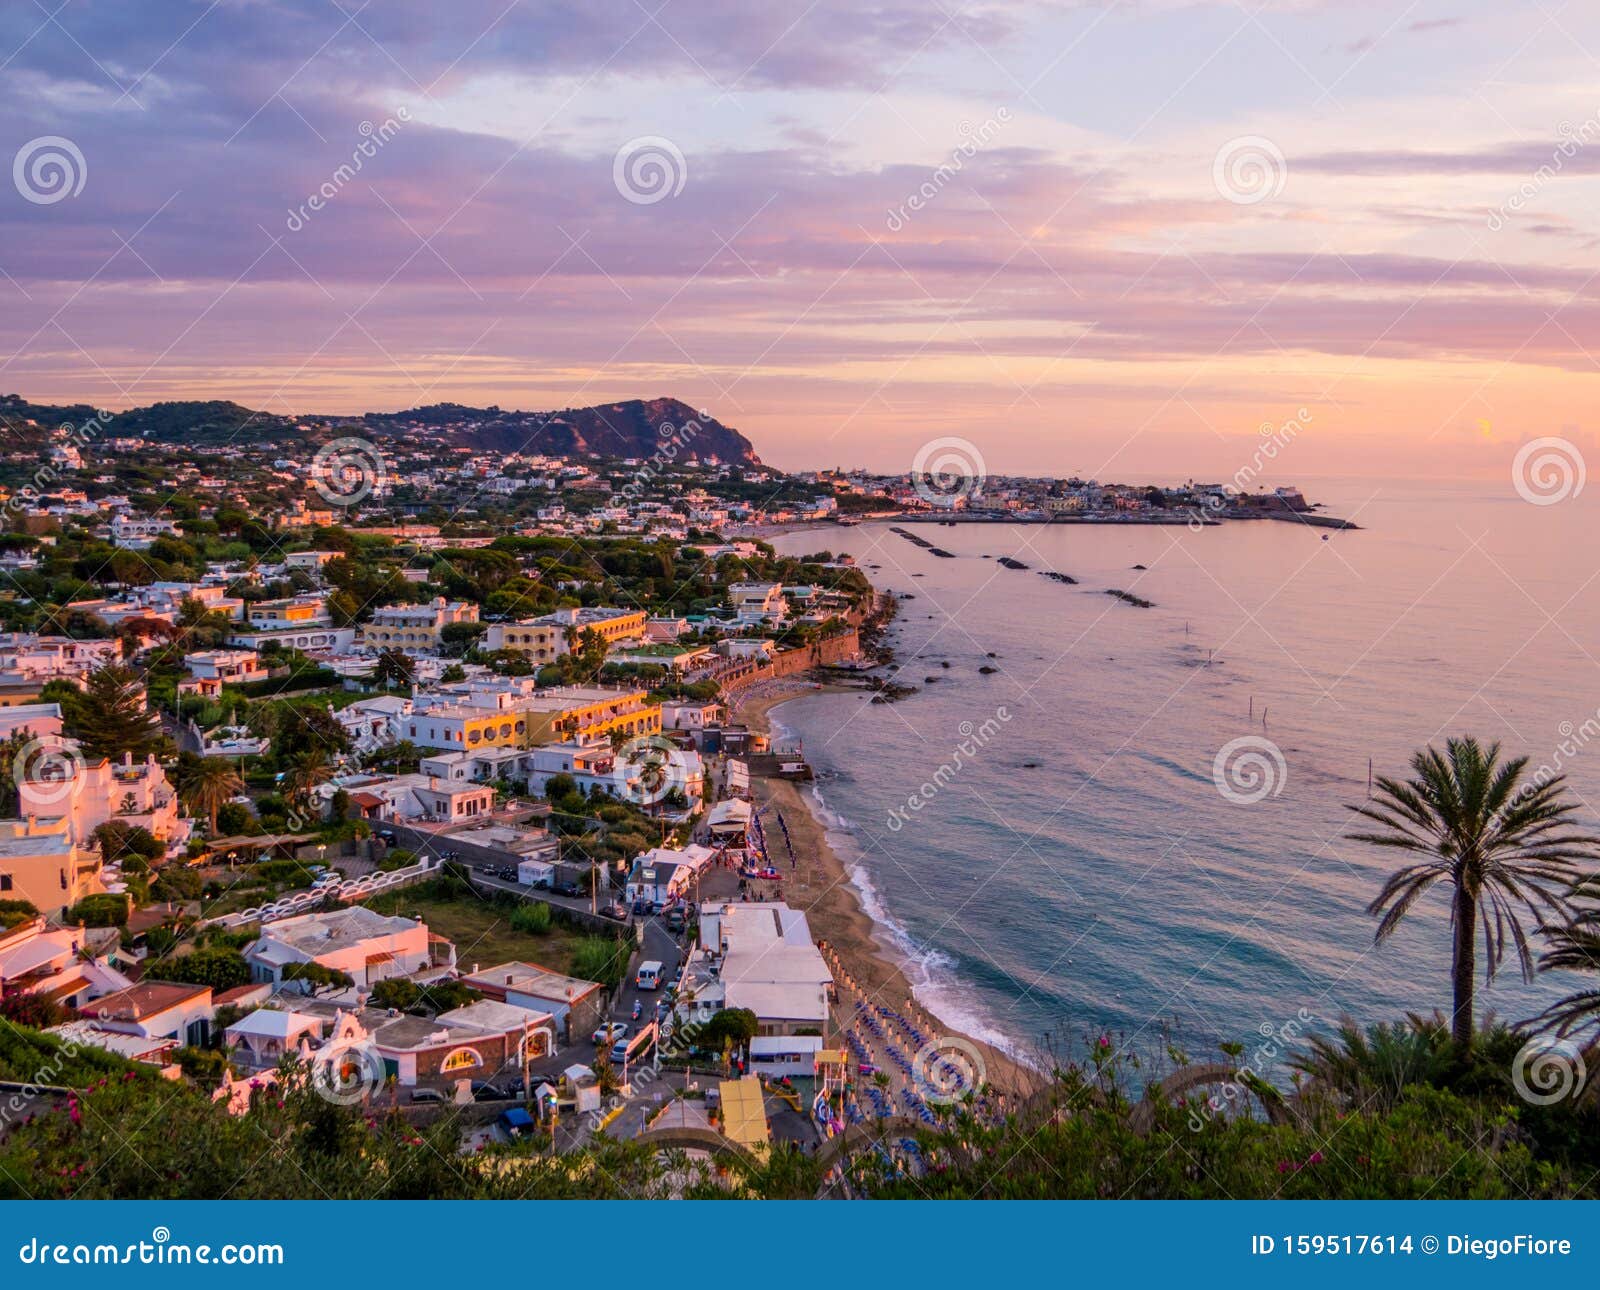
left=570, top=936, right=632, bottom=992
left=146, top=946, right=252, bottom=991
left=64, top=894, right=129, bottom=928
left=58, top=664, right=165, bottom=761
left=360, top=883, right=593, bottom=976
left=368, top=977, right=481, bottom=1015
left=1349, top=736, right=1600, bottom=1052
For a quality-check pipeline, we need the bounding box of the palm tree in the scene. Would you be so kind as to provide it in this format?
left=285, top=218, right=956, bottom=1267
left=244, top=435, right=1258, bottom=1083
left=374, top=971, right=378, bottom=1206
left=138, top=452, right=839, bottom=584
left=176, top=756, right=244, bottom=835
left=1348, top=737, right=1600, bottom=1052
left=1528, top=911, right=1600, bottom=1039
left=282, top=749, right=330, bottom=807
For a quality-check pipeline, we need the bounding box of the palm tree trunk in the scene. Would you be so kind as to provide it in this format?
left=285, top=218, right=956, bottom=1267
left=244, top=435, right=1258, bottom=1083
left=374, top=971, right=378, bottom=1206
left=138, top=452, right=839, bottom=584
left=1451, top=882, right=1476, bottom=1051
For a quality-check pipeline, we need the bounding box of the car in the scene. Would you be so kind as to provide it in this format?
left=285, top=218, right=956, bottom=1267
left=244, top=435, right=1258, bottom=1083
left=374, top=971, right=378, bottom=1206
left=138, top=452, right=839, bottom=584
left=409, top=1088, right=446, bottom=1104
left=610, top=1037, right=634, bottom=1064
left=592, top=1022, right=629, bottom=1046
left=471, top=1081, right=513, bottom=1102
left=664, top=908, right=686, bottom=931
left=376, top=829, right=397, bottom=844
left=553, top=882, right=582, bottom=898
left=604, top=902, right=628, bottom=920
left=631, top=898, right=651, bottom=915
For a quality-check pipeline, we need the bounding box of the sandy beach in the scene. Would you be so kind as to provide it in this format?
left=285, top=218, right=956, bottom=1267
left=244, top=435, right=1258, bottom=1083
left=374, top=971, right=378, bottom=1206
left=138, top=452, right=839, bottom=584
left=729, top=680, right=1040, bottom=1101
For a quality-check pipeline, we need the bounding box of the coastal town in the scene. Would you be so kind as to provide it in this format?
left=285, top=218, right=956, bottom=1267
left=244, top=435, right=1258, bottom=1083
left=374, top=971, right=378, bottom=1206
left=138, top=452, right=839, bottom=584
left=0, top=393, right=1069, bottom=1190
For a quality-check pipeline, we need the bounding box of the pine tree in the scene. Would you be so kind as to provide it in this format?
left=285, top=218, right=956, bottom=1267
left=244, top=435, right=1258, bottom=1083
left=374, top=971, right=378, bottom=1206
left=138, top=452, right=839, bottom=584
left=70, top=664, right=164, bottom=762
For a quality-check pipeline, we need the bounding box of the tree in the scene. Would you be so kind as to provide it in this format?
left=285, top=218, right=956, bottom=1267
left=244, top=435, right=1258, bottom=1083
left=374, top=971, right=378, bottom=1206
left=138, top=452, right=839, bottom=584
left=174, top=755, right=245, bottom=835
left=66, top=893, right=130, bottom=927
left=368, top=978, right=422, bottom=1011
left=68, top=664, right=163, bottom=761
left=282, top=749, right=331, bottom=807
left=92, top=821, right=164, bottom=866
left=151, top=947, right=251, bottom=991
left=372, top=648, right=416, bottom=690
left=0, top=898, right=39, bottom=931
left=1528, top=911, right=1600, bottom=1039
left=1347, top=737, right=1600, bottom=1052
left=282, top=962, right=355, bottom=996
left=699, top=1007, right=759, bottom=1057
left=0, top=991, right=68, bottom=1028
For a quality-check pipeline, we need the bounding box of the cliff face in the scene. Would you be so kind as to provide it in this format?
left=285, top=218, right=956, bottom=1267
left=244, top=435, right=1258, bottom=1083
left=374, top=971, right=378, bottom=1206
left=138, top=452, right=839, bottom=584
left=363, top=397, right=761, bottom=464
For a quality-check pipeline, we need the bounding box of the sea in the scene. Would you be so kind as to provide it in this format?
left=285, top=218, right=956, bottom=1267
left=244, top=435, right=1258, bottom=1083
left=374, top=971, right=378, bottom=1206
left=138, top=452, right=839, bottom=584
left=767, top=477, right=1600, bottom=1069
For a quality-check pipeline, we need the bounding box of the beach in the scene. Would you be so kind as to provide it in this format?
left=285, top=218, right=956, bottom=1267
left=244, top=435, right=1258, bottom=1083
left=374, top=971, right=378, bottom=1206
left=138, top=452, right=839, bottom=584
left=729, top=679, right=1041, bottom=1101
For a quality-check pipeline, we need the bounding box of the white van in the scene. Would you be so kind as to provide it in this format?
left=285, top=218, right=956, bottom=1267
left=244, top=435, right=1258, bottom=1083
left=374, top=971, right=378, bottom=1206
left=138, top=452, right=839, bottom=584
left=636, top=960, right=663, bottom=991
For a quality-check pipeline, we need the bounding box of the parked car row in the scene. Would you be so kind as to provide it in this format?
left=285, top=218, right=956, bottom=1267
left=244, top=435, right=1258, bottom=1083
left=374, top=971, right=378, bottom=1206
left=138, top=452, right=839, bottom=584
left=408, top=1080, right=515, bottom=1105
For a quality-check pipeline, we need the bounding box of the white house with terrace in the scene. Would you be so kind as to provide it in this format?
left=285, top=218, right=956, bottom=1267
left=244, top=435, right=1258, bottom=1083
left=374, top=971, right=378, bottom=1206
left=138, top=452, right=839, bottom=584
left=244, top=906, right=454, bottom=991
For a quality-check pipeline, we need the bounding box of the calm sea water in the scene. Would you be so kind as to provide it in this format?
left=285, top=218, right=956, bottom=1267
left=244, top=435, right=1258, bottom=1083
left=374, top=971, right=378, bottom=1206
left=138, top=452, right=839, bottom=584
left=768, top=479, right=1600, bottom=1067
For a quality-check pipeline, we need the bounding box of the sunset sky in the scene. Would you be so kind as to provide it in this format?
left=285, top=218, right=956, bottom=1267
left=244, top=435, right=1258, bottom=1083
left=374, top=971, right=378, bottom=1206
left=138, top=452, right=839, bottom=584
left=3, top=0, right=1598, bottom=478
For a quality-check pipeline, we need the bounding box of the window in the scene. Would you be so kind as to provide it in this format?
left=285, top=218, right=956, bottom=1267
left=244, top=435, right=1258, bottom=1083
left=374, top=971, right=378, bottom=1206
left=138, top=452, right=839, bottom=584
left=441, top=1047, right=481, bottom=1072
left=0, top=874, right=11, bottom=891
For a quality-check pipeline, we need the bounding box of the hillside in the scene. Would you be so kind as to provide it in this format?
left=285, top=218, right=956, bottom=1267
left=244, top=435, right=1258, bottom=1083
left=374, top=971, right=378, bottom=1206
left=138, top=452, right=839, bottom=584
left=0, top=394, right=761, bottom=464
left=361, top=397, right=761, bottom=465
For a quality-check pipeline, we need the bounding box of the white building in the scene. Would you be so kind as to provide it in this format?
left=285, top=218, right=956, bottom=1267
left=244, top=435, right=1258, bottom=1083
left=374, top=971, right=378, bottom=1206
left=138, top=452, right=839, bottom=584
left=244, top=907, right=451, bottom=990
left=17, top=748, right=192, bottom=856
left=700, top=901, right=832, bottom=1036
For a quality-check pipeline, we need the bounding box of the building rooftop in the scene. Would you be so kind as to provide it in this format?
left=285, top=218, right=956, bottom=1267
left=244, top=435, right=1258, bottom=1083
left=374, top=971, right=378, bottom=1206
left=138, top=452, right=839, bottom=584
left=88, top=980, right=211, bottom=1020
left=256, top=906, right=421, bottom=957
left=463, top=960, right=602, bottom=1002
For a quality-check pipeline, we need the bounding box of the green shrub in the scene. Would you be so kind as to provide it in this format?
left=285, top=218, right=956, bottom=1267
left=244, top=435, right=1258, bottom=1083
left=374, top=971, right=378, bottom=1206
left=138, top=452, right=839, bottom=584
left=510, top=902, right=552, bottom=935
left=66, top=893, right=129, bottom=927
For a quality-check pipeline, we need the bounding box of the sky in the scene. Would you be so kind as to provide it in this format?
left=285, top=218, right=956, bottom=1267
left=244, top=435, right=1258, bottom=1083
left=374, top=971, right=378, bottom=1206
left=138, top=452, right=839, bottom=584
left=2, top=0, right=1599, bottom=480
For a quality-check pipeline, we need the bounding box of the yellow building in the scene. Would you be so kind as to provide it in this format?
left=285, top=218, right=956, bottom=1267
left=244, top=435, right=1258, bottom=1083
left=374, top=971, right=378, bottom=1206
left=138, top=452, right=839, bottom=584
left=520, top=685, right=661, bottom=746
left=364, top=598, right=479, bottom=656
left=483, top=607, right=647, bottom=662
left=0, top=815, right=102, bottom=919
left=402, top=704, right=531, bottom=752
left=481, top=621, right=564, bottom=665
left=247, top=596, right=330, bottom=628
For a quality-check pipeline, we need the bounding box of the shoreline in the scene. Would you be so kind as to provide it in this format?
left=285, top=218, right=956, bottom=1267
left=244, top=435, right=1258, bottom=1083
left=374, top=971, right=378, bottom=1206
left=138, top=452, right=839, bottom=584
left=729, top=679, right=1041, bottom=1101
